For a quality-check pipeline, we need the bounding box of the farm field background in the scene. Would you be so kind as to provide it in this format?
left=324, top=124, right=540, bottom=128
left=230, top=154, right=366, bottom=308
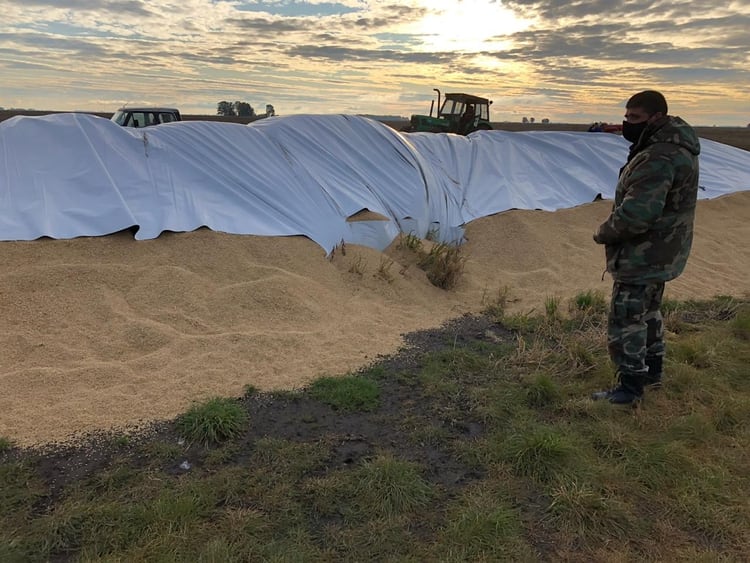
left=2, top=109, right=749, bottom=151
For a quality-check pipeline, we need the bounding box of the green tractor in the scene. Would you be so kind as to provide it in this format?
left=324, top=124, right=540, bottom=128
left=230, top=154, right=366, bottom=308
left=403, top=89, right=493, bottom=135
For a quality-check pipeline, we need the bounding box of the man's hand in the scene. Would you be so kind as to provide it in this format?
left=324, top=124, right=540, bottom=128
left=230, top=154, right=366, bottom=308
left=594, top=222, right=617, bottom=245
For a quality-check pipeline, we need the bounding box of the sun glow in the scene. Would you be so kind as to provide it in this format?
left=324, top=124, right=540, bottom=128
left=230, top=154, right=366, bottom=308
left=411, top=0, right=533, bottom=52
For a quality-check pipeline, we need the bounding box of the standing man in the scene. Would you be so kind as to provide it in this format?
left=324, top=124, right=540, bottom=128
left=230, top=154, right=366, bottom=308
left=592, top=90, right=700, bottom=405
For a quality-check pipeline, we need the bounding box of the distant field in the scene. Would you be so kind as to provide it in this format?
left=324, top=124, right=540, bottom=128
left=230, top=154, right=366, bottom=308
left=386, top=119, right=750, bottom=151
left=2, top=110, right=748, bottom=151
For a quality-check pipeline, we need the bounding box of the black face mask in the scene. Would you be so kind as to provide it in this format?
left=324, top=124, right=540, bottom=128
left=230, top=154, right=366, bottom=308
left=622, top=120, right=649, bottom=143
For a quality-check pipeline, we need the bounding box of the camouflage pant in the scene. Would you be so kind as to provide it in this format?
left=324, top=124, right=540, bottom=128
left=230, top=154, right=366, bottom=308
left=608, top=281, right=665, bottom=392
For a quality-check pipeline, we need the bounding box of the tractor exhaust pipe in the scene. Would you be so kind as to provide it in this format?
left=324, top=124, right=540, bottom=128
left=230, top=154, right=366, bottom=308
left=433, top=88, right=441, bottom=118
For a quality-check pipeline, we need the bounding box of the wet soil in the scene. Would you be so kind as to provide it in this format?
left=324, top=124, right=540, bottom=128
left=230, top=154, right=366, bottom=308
left=2, top=313, right=509, bottom=511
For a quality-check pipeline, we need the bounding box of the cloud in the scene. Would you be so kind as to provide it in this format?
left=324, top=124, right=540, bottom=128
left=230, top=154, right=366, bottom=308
left=0, top=31, right=112, bottom=58
left=226, top=16, right=309, bottom=33
left=6, top=0, right=152, bottom=16
left=285, top=44, right=453, bottom=65
left=0, top=0, right=747, bottom=124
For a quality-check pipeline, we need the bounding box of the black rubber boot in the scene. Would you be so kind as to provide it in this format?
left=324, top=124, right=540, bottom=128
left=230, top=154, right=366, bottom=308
left=592, top=369, right=644, bottom=405
left=591, top=385, right=642, bottom=405
left=592, top=371, right=644, bottom=404
left=644, top=356, right=663, bottom=389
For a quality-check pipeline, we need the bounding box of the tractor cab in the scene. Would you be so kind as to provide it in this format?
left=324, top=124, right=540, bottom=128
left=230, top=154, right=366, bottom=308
left=405, top=90, right=493, bottom=135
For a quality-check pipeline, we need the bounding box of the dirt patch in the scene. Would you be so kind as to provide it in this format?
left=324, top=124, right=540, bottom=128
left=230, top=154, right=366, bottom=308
left=4, top=314, right=505, bottom=506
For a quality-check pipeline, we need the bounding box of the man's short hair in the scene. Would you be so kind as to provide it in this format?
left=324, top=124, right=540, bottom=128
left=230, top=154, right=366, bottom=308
left=626, top=90, right=668, bottom=115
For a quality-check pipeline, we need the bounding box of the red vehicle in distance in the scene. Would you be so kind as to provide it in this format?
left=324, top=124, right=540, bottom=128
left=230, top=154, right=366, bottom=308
left=588, top=122, right=623, bottom=134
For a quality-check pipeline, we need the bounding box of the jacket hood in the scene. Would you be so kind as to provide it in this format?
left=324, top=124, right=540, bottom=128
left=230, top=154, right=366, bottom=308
left=638, top=115, right=701, bottom=156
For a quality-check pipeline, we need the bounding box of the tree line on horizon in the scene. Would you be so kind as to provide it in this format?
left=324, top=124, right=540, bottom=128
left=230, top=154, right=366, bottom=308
left=216, top=101, right=275, bottom=118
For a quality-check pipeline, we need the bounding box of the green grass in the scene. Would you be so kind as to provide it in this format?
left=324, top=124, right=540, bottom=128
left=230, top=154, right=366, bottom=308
left=545, top=478, right=636, bottom=543
left=570, top=289, right=608, bottom=314
left=436, top=482, right=531, bottom=559
left=731, top=308, right=750, bottom=339
left=498, top=423, right=577, bottom=483
left=376, top=256, right=395, bottom=282
left=397, top=232, right=423, bottom=252
left=397, top=234, right=467, bottom=290
left=418, top=242, right=466, bottom=289
left=2, top=296, right=749, bottom=561
left=523, top=372, right=562, bottom=407
left=175, top=397, right=249, bottom=445
left=349, top=454, right=434, bottom=517
left=308, top=374, right=380, bottom=411
left=0, top=436, right=14, bottom=453
left=481, top=284, right=512, bottom=317
left=544, top=294, right=561, bottom=320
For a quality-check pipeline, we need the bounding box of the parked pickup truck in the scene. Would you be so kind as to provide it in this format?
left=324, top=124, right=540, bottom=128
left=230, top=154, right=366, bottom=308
left=111, top=107, right=181, bottom=128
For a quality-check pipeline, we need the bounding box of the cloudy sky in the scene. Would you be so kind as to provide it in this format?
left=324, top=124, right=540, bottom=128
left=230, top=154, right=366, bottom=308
left=1, top=0, right=748, bottom=125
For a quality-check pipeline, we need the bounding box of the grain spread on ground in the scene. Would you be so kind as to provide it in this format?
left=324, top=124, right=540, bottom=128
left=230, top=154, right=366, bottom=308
left=1, top=192, right=748, bottom=446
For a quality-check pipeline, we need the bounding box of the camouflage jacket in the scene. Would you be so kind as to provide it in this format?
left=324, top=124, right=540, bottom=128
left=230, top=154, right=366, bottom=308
left=595, top=116, right=700, bottom=283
